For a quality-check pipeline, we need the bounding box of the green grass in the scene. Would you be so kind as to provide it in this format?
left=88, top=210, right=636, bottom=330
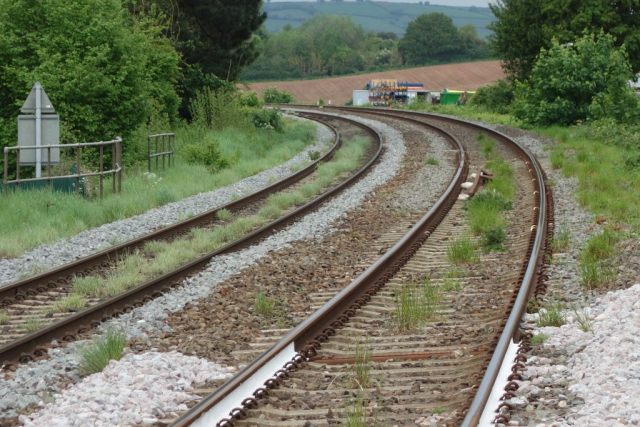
left=0, top=120, right=316, bottom=258
left=446, top=238, right=478, bottom=265
left=0, top=310, right=9, bottom=325
left=54, top=135, right=372, bottom=305
left=22, top=316, right=42, bottom=333
left=579, top=228, right=621, bottom=289
left=530, top=333, right=548, bottom=345
left=551, top=226, right=571, bottom=252
left=46, top=294, right=87, bottom=314
left=536, top=301, right=566, bottom=327
left=79, top=329, right=127, bottom=374
left=216, top=208, right=233, bottom=221
left=572, top=305, right=594, bottom=333
left=441, top=277, right=462, bottom=292
left=432, top=407, right=448, bottom=415
left=425, top=156, right=440, bottom=166
left=350, top=339, right=373, bottom=389
left=254, top=292, right=275, bottom=316
left=394, top=278, right=441, bottom=331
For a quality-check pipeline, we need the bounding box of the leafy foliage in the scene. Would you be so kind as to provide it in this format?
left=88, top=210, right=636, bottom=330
left=489, top=0, right=640, bottom=81
left=252, top=109, right=285, bottom=132
left=399, top=13, right=462, bottom=64
left=469, top=80, right=514, bottom=114
left=0, top=0, right=180, bottom=177
left=262, top=87, right=295, bottom=104
left=513, top=33, right=638, bottom=127
left=181, top=138, right=231, bottom=172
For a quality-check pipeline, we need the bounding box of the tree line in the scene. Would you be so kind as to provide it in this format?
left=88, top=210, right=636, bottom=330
left=242, top=13, right=490, bottom=81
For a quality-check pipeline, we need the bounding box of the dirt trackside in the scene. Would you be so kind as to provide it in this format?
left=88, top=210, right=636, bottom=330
left=242, top=60, right=504, bottom=105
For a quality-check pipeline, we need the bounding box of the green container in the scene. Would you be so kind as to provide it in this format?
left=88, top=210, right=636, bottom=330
left=440, top=89, right=463, bottom=105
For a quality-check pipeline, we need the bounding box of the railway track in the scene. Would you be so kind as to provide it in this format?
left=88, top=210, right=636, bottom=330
left=0, top=113, right=383, bottom=369
left=169, top=108, right=551, bottom=427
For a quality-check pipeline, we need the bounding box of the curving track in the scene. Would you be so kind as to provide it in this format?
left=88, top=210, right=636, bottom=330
left=169, top=107, right=552, bottom=427
left=0, top=113, right=383, bottom=369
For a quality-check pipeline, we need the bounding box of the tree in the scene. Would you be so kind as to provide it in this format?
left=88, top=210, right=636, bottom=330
left=513, top=32, right=638, bottom=126
left=398, top=13, right=462, bottom=65
left=489, top=0, right=640, bottom=81
left=0, top=0, right=180, bottom=168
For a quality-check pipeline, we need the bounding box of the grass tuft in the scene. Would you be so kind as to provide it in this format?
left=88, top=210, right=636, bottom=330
left=46, top=294, right=87, bottom=314
left=79, top=329, right=127, bottom=374
left=447, top=238, right=478, bottom=265
left=22, top=316, right=42, bottom=333
left=572, top=305, right=594, bottom=333
left=216, top=208, right=233, bottom=221
left=530, top=333, right=548, bottom=345
left=551, top=226, right=571, bottom=252
left=394, top=278, right=440, bottom=331
left=536, top=301, right=566, bottom=327
left=0, top=310, right=9, bottom=325
left=254, top=292, right=275, bottom=316
left=350, top=339, right=373, bottom=389
left=425, top=156, right=440, bottom=166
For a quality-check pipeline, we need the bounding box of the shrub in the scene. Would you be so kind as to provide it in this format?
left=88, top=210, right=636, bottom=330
left=262, top=86, right=294, bottom=104
left=469, top=79, right=514, bottom=114
left=181, top=138, right=231, bottom=172
left=252, top=109, right=284, bottom=132
left=480, top=225, right=507, bottom=252
left=513, top=32, right=639, bottom=126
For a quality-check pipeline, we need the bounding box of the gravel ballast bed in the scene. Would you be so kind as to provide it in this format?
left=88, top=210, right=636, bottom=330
left=0, top=116, right=334, bottom=288
left=0, top=114, right=406, bottom=420
left=20, top=351, right=234, bottom=426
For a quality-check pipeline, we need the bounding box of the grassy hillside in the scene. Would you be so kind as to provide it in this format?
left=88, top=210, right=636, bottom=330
left=263, top=2, right=496, bottom=39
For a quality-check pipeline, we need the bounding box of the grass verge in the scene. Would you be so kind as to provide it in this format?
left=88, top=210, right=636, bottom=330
left=0, top=119, right=316, bottom=258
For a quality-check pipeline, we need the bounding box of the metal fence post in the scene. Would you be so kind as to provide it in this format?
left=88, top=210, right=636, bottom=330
left=75, top=146, right=81, bottom=194
left=112, top=142, right=116, bottom=194
left=3, top=147, right=8, bottom=195
left=16, top=150, right=20, bottom=190
left=117, top=138, right=122, bottom=193
left=99, top=145, right=104, bottom=198
left=47, top=146, right=51, bottom=189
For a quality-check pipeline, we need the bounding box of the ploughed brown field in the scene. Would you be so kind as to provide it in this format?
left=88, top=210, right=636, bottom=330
left=242, top=60, right=504, bottom=105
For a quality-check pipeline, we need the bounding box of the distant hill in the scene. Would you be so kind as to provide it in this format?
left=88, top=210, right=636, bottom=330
left=263, top=1, right=496, bottom=39
left=244, top=60, right=504, bottom=105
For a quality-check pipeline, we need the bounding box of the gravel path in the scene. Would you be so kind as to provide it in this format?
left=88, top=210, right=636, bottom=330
left=20, top=351, right=234, bottom=426
left=0, top=113, right=406, bottom=420
left=0, top=116, right=334, bottom=288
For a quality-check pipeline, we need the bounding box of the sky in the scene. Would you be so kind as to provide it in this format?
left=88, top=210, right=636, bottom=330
left=269, top=0, right=492, bottom=7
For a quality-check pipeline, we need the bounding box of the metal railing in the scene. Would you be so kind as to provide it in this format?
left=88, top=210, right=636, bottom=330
left=148, top=133, right=175, bottom=172
left=3, top=138, right=122, bottom=197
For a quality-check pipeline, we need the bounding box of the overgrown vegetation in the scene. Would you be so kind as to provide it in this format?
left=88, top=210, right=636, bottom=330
left=79, top=329, right=127, bottom=374
left=530, top=333, right=548, bottom=345
left=394, top=277, right=441, bottom=331
left=254, top=292, right=276, bottom=316
left=579, top=228, right=621, bottom=289
left=0, top=310, right=9, bottom=325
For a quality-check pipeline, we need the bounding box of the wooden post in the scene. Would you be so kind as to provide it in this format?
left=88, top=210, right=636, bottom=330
left=155, top=137, right=159, bottom=171
left=161, top=134, right=165, bottom=171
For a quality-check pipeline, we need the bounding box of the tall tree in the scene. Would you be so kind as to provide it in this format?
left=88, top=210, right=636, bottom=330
left=398, top=13, right=462, bottom=65
left=489, top=0, right=640, bottom=81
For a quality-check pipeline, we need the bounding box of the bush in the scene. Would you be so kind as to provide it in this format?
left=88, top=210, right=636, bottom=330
left=252, top=109, right=284, bottom=132
left=181, top=138, right=231, bottom=171
left=513, top=32, right=638, bottom=126
left=262, top=86, right=294, bottom=104
left=0, top=0, right=180, bottom=176
left=469, top=80, right=514, bottom=114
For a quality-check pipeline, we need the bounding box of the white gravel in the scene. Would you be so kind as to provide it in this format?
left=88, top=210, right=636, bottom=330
left=0, top=116, right=334, bottom=288
left=0, top=113, right=407, bottom=420
left=20, top=351, right=234, bottom=426
left=515, top=284, right=640, bottom=426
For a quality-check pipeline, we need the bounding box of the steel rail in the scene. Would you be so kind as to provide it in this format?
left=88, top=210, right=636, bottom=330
left=329, top=106, right=548, bottom=426
left=0, top=113, right=382, bottom=368
left=0, top=114, right=337, bottom=307
left=171, top=112, right=468, bottom=427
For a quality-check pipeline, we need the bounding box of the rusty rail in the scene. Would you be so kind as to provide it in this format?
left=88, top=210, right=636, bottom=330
left=0, top=113, right=382, bottom=369
left=3, top=138, right=122, bottom=197
left=171, top=112, right=467, bottom=427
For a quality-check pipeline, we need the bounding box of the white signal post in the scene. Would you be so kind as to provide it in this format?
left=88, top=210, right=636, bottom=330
left=35, top=82, right=42, bottom=178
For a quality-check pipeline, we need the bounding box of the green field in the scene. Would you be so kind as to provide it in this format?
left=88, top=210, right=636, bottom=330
left=263, top=2, right=496, bottom=39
